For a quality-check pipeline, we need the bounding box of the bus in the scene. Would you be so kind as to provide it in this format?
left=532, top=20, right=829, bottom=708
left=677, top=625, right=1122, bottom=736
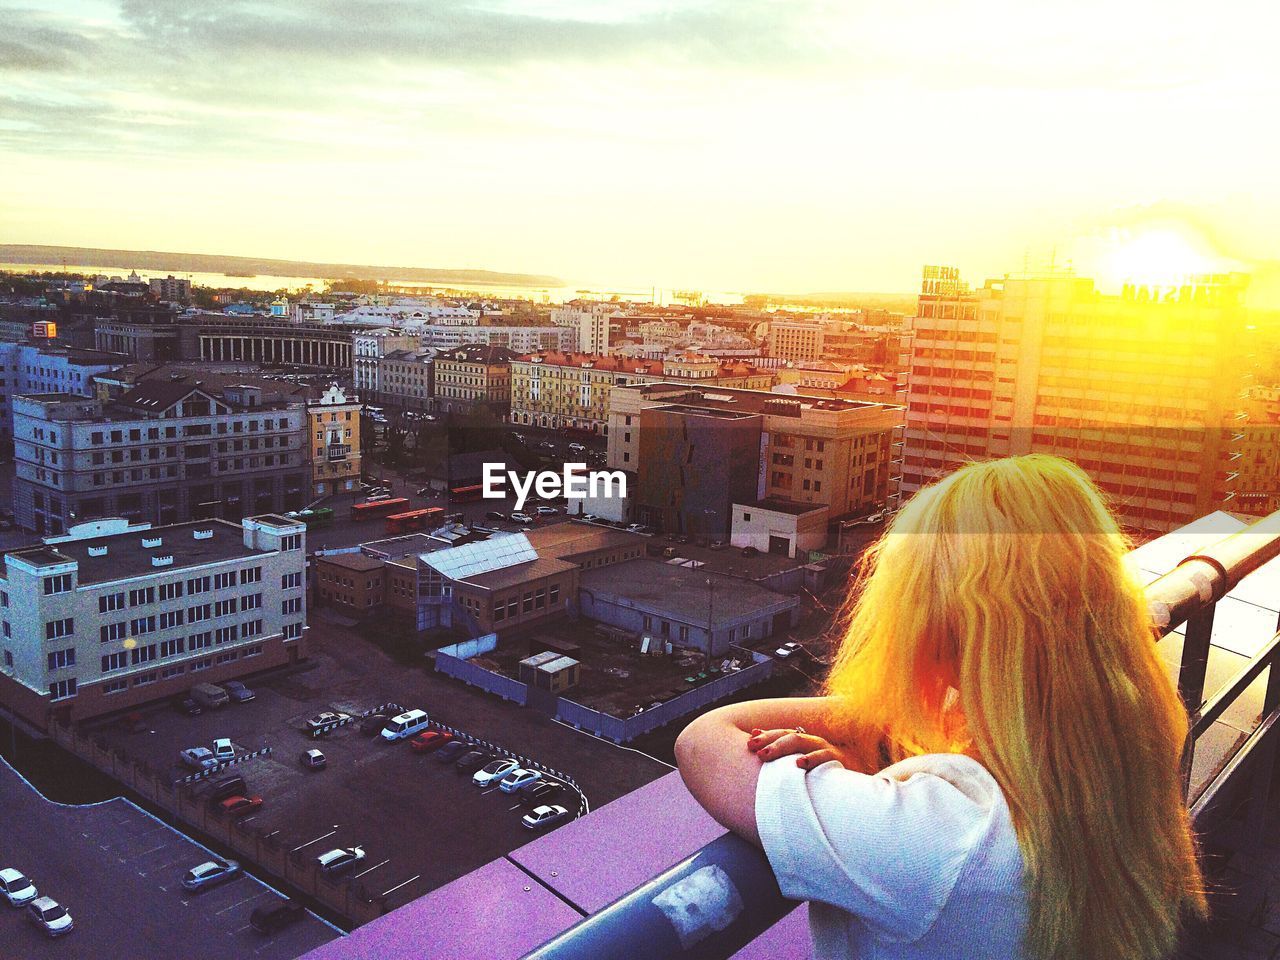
left=351, top=497, right=409, bottom=520
left=449, top=484, right=486, bottom=503
left=384, top=507, right=445, bottom=535
left=300, top=507, right=334, bottom=528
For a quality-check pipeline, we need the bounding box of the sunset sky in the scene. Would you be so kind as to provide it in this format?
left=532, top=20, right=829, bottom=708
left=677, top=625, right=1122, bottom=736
left=2, top=1, right=1278, bottom=299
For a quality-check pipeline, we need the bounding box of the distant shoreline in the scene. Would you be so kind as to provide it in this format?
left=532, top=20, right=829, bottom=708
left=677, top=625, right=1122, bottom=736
left=0, top=243, right=564, bottom=288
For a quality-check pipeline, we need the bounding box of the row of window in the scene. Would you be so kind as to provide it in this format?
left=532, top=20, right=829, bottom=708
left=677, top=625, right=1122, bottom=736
left=100, top=645, right=266, bottom=695
left=89, top=418, right=291, bottom=445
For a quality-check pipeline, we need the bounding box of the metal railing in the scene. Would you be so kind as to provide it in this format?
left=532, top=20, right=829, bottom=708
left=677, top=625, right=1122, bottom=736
left=523, top=509, right=1280, bottom=960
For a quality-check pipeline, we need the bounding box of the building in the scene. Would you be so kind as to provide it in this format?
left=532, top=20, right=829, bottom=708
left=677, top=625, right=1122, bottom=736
left=352, top=329, right=421, bottom=404
left=0, top=514, right=307, bottom=730
left=417, top=324, right=576, bottom=355
left=380, top=349, right=434, bottom=411
left=729, top=499, right=829, bottom=559
left=900, top=266, right=1252, bottom=533
left=315, top=552, right=385, bottom=617
left=307, top=385, right=362, bottom=498
left=0, top=344, right=128, bottom=443
left=431, top=344, right=515, bottom=417
left=510, top=352, right=776, bottom=435
left=518, top=651, right=580, bottom=693
left=94, top=305, right=200, bottom=361
left=577, top=559, right=800, bottom=657
left=12, top=382, right=309, bottom=535
left=198, top=315, right=355, bottom=369
left=148, top=275, right=192, bottom=303
left=1237, top=385, right=1280, bottom=517
left=608, top=382, right=900, bottom=532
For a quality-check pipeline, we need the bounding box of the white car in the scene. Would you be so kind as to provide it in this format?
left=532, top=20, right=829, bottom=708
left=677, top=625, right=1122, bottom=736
left=180, top=747, right=218, bottom=770
left=316, top=846, right=365, bottom=875
left=510, top=512, right=535, bottom=525
left=522, top=804, right=571, bottom=830
left=212, top=738, right=235, bottom=762
left=0, top=867, right=37, bottom=906
left=27, top=896, right=73, bottom=937
left=626, top=523, right=647, bottom=534
left=498, top=768, right=541, bottom=794
left=535, top=505, right=558, bottom=516
left=568, top=443, right=586, bottom=453
left=774, top=642, right=803, bottom=659
left=473, top=758, right=520, bottom=788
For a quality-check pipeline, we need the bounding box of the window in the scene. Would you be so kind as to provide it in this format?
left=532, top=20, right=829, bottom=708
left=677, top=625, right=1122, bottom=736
left=133, top=672, right=157, bottom=687
left=47, top=648, right=75, bottom=670
left=129, top=615, right=156, bottom=636
left=241, top=619, right=262, bottom=639
left=282, top=534, right=303, bottom=551
left=214, top=599, right=236, bottom=617
left=522, top=591, right=533, bottom=613
left=281, top=572, right=303, bottom=589
left=214, top=571, right=235, bottom=589
left=100, top=621, right=126, bottom=643
left=101, top=652, right=128, bottom=672
left=43, top=573, right=72, bottom=595
left=535, top=588, right=546, bottom=610
left=243, top=644, right=263, bottom=658
left=283, top=622, right=304, bottom=640
left=215, top=626, right=236, bottom=645
left=158, top=581, right=184, bottom=601
left=282, top=597, right=303, bottom=615
left=103, top=678, right=128, bottom=695
left=45, top=618, right=74, bottom=640
left=130, top=644, right=156, bottom=665
left=240, top=593, right=262, bottom=611
left=189, top=631, right=212, bottom=650
left=187, top=576, right=210, bottom=594
left=49, top=679, right=77, bottom=701
left=160, top=637, right=185, bottom=658
left=190, top=657, right=213, bottom=672
left=129, top=586, right=155, bottom=606
left=549, top=584, right=560, bottom=605
left=188, top=603, right=212, bottom=623
left=239, top=566, right=262, bottom=585
left=159, top=610, right=184, bottom=629
left=99, top=592, right=125, bottom=613
left=215, top=651, right=239, bottom=665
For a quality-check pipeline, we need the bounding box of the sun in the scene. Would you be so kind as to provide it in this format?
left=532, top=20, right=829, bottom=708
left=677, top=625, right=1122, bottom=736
left=1097, top=227, right=1221, bottom=289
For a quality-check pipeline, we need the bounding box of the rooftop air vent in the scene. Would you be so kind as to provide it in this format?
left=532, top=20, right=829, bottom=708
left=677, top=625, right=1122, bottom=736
left=193, top=529, right=214, bottom=540
left=151, top=555, right=174, bottom=567
left=141, top=536, right=163, bottom=548
left=87, top=545, right=108, bottom=557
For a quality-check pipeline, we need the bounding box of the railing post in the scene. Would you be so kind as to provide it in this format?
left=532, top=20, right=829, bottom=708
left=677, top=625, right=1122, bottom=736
left=1178, top=605, right=1216, bottom=714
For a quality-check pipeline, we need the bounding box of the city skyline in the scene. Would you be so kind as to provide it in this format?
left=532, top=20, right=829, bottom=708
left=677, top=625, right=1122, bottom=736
left=3, top=1, right=1279, bottom=302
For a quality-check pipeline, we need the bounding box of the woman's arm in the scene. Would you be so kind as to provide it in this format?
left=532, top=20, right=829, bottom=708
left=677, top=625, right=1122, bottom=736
left=674, top=697, right=871, bottom=846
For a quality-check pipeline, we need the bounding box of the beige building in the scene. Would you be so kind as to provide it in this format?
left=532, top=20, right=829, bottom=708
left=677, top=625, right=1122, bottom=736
left=306, top=385, right=362, bottom=497
left=510, top=352, right=776, bottom=435
left=432, top=344, right=515, bottom=417
left=1237, top=385, right=1280, bottom=517
left=380, top=349, right=434, bottom=411
left=900, top=265, right=1252, bottom=533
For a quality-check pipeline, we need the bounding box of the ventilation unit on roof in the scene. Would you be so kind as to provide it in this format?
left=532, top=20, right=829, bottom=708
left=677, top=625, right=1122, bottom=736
left=151, top=555, right=174, bottom=567
left=193, top=529, right=214, bottom=540
left=141, top=536, right=163, bottom=548
left=87, top=545, right=108, bottom=557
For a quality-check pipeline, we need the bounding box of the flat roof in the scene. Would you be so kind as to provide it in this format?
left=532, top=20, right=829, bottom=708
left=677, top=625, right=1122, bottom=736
left=317, top=552, right=385, bottom=573
left=580, top=559, right=796, bottom=628
left=739, top=498, right=828, bottom=516
left=3, top=519, right=271, bottom=586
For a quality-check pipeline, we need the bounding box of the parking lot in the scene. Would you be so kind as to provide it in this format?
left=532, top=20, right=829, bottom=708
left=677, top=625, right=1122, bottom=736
left=85, top=621, right=670, bottom=913
left=0, top=751, right=338, bottom=959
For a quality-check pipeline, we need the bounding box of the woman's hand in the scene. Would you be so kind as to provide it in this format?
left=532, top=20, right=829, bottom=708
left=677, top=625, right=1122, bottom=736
left=748, top=727, right=861, bottom=771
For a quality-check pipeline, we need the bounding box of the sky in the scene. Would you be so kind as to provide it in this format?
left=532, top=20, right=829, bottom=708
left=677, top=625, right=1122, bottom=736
left=2, top=0, right=1279, bottom=299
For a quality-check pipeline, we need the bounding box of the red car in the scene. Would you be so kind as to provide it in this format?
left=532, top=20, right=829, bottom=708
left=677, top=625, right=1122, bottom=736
left=409, top=730, right=453, bottom=753
left=218, top=795, right=264, bottom=816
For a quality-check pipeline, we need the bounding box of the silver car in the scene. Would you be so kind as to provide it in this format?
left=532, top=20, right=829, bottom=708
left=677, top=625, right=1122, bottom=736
left=181, top=858, right=241, bottom=892
left=27, top=896, right=73, bottom=936
left=0, top=867, right=37, bottom=906
left=180, top=746, right=218, bottom=770
left=315, top=846, right=365, bottom=875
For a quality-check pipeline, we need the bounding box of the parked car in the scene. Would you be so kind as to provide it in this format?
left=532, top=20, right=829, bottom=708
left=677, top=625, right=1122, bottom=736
left=179, top=747, right=218, bottom=771
left=315, top=847, right=365, bottom=876
left=416, top=486, right=435, bottom=497
left=360, top=714, right=389, bottom=736
left=212, top=737, right=235, bottom=762
left=0, top=867, right=37, bottom=906
left=567, top=442, right=586, bottom=454
left=522, top=804, right=571, bottom=830
left=172, top=696, right=202, bottom=716
left=518, top=780, right=564, bottom=807
left=498, top=768, right=542, bottom=794
left=473, top=758, right=520, bottom=787
left=409, top=730, right=453, bottom=753
left=120, top=711, right=148, bottom=733
left=484, top=510, right=507, bottom=521
left=250, top=899, right=306, bottom=935
left=305, top=711, right=352, bottom=734
left=380, top=709, right=430, bottom=742
left=26, top=896, right=73, bottom=936
left=535, top=505, right=559, bottom=516
left=455, top=750, right=491, bottom=773
left=221, top=680, right=255, bottom=703
left=181, top=858, right=241, bottom=892
left=581, top=513, right=600, bottom=523
left=709, top=540, right=726, bottom=550
left=510, top=512, right=535, bottom=525
left=774, top=642, right=802, bottom=659
left=218, top=795, right=263, bottom=817
left=300, top=748, right=327, bottom=770
left=435, top=740, right=469, bottom=763
left=191, top=682, right=229, bottom=709
left=205, top=774, right=248, bottom=803
left=625, top=523, right=647, bottom=534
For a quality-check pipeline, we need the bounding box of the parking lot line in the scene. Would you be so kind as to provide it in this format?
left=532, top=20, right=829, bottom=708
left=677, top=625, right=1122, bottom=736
left=380, top=874, right=421, bottom=898
left=217, top=891, right=265, bottom=916
left=507, top=802, right=522, bottom=811
left=290, top=828, right=337, bottom=853
left=352, top=858, right=390, bottom=879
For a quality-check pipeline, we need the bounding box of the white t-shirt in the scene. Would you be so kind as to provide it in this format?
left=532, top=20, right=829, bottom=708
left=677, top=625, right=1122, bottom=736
left=755, top=752, right=1027, bottom=960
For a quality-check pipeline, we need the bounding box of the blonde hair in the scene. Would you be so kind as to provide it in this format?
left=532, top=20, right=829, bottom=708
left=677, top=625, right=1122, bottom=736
left=825, top=454, right=1204, bottom=960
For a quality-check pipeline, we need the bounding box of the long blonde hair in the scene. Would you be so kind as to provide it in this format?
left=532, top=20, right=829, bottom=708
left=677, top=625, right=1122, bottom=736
left=825, top=454, right=1204, bottom=960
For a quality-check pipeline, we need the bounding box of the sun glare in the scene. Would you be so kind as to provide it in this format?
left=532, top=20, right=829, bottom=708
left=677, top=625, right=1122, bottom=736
left=1099, top=227, right=1221, bottom=289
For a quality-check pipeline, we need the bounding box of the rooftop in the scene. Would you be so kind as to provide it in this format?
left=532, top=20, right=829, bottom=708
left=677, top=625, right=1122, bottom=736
left=2, top=519, right=272, bottom=586
left=742, top=498, right=829, bottom=516
left=618, top=380, right=889, bottom=416
left=580, top=558, right=797, bottom=627
left=462, top=554, right=578, bottom=590
left=316, top=551, right=385, bottom=573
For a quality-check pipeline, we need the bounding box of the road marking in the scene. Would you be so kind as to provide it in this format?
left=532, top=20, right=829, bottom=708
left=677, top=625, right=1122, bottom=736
left=380, top=874, right=420, bottom=898
left=138, top=842, right=169, bottom=856
left=291, top=829, right=337, bottom=853
left=508, top=803, right=522, bottom=811
left=352, top=858, right=390, bottom=879
left=216, top=892, right=262, bottom=915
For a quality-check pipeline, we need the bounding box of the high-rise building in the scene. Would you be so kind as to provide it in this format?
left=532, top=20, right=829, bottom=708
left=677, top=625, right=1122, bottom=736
left=306, top=385, right=362, bottom=497
left=900, top=266, right=1251, bottom=533
left=148, top=275, right=192, bottom=303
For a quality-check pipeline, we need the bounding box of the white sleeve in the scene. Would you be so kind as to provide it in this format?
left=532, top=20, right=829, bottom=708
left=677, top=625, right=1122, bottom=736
left=754, top=755, right=990, bottom=942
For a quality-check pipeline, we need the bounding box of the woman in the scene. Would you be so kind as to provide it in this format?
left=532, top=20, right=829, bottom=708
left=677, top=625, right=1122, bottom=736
left=675, top=455, right=1204, bottom=960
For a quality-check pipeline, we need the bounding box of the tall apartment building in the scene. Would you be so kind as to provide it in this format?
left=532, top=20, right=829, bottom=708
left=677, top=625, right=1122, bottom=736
left=900, top=266, right=1251, bottom=533
left=13, top=382, right=308, bottom=535
left=0, top=344, right=128, bottom=442
left=510, top=352, right=776, bottom=434
left=0, top=514, right=307, bottom=729
left=1238, top=385, right=1280, bottom=517
left=432, top=344, right=515, bottom=417
left=767, top=316, right=884, bottom=364
left=608, top=383, right=900, bottom=533
left=380, top=349, right=434, bottom=411
left=149, top=275, right=192, bottom=303
left=352, top=328, right=421, bottom=403
left=417, top=323, right=576, bottom=354
left=307, top=385, right=362, bottom=497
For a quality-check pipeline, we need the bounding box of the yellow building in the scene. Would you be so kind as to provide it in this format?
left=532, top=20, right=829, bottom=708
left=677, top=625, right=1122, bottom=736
left=510, top=351, right=776, bottom=434
left=432, top=344, right=515, bottom=417
left=1238, top=385, right=1280, bottom=517
left=307, top=384, right=362, bottom=497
